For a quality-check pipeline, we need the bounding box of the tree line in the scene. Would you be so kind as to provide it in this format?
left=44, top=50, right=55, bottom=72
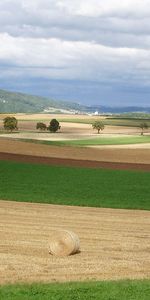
left=2, top=116, right=149, bottom=135
left=3, top=117, right=61, bottom=133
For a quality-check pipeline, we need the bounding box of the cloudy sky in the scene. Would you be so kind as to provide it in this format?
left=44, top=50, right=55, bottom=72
left=0, top=0, right=150, bottom=106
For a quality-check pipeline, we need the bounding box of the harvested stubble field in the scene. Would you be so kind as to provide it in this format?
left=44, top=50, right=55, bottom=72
left=0, top=113, right=106, bottom=122
left=0, top=200, right=150, bottom=285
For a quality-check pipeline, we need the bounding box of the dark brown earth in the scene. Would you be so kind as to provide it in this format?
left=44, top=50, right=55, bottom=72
left=0, top=138, right=150, bottom=164
left=0, top=151, right=150, bottom=171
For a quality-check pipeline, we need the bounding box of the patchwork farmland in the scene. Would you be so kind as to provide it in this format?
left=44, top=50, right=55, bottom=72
left=0, top=113, right=150, bottom=299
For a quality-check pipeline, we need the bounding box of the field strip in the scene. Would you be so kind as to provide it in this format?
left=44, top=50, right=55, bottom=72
left=0, top=200, right=150, bottom=284
left=89, top=143, right=150, bottom=149
left=0, top=138, right=150, bottom=164
left=0, top=152, right=150, bottom=171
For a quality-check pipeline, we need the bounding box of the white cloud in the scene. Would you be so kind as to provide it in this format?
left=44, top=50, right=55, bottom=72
left=0, top=0, right=150, bottom=105
left=58, top=0, right=150, bottom=18
left=0, top=0, right=150, bottom=44
left=0, top=32, right=150, bottom=86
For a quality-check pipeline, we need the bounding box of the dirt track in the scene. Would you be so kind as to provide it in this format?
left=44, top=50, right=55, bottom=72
left=0, top=200, right=150, bottom=284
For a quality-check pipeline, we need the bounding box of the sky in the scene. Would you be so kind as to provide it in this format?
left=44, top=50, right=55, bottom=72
left=0, top=0, right=150, bottom=107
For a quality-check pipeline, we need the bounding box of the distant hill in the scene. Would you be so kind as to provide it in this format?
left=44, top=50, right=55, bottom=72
left=0, top=89, right=85, bottom=113
left=86, top=105, right=150, bottom=114
left=0, top=89, right=150, bottom=114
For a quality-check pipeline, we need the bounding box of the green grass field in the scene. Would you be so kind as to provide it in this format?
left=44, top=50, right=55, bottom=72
left=39, top=135, right=150, bottom=147
left=0, top=160, right=150, bottom=210
left=54, top=117, right=150, bottom=127
left=18, top=117, right=150, bottom=127
left=63, top=135, right=150, bottom=146
left=11, top=135, right=150, bottom=148
left=0, top=280, right=150, bottom=300
left=54, top=117, right=150, bottom=128
left=104, top=118, right=150, bottom=127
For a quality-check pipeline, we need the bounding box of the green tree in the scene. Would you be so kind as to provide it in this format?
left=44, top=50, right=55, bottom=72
left=139, top=122, right=149, bottom=135
left=92, top=121, right=105, bottom=134
left=36, top=122, right=47, bottom=131
left=47, top=119, right=61, bottom=133
left=3, top=116, right=18, bottom=132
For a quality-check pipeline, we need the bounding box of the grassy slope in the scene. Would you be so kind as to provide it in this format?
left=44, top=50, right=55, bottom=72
left=0, top=89, right=84, bottom=113
left=64, top=135, right=150, bottom=146
left=51, top=117, right=150, bottom=127
left=0, top=280, right=150, bottom=300
left=8, top=135, right=150, bottom=148
left=35, top=136, right=150, bottom=147
left=104, top=118, right=150, bottom=127
left=17, top=116, right=150, bottom=127
left=0, top=160, right=150, bottom=210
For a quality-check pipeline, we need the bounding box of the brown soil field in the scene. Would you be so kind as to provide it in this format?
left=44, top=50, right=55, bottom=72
left=90, top=143, right=150, bottom=149
left=0, top=113, right=106, bottom=121
left=0, top=200, right=150, bottom=284
left=0, top=138, right=150, bottom=165
left=0, top=152, right=150, bottom=171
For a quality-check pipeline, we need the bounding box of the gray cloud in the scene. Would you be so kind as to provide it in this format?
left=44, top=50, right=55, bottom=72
left=0, top=0, right=150, bottom=106
left=0, top=0, right=150, bottom=47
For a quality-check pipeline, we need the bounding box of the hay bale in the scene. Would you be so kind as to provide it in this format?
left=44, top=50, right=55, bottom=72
left=49, top=230, right=80, bottom=256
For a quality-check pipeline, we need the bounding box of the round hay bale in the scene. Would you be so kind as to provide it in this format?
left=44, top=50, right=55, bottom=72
left=49, top=230, right=80, bottom=256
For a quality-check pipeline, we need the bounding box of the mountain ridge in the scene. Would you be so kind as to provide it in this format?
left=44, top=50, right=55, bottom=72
left=0, top=89, right=150, bottom=114
left=0, top=89, right=85, bottom=113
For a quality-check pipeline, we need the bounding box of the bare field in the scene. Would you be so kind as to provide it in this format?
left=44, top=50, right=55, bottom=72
left=0, top=200, right=150, bottom=284
left=0, top=119, right=141, bottom=137
left=0, top=138, right=150, bottom=164
left=90, top=143, right=150, bottom=149
left=0, top=113, right=106, bottom=121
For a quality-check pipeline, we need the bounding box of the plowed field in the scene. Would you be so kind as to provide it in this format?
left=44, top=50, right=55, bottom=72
left=0, top=138, right=150, bottom=165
